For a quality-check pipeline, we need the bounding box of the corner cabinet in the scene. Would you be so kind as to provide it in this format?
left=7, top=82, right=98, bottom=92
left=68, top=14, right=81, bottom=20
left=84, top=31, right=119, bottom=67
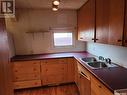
left=77, top=0, right=95, bottom=42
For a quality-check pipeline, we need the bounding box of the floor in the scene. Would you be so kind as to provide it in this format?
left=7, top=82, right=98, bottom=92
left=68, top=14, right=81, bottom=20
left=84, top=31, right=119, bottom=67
left=14, top=84, right=79, bottom=95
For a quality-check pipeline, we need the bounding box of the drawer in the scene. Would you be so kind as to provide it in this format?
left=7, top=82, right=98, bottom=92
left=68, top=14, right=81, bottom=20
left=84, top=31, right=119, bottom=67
left=41, top=58, right=68, bottom=64
left=42, top=75, right=65, bottom=85
left=13, top=61, right=41, bottom=67
left=13, top=73, right=41, bottom=82
left=42, top=65, right=66, bottom=75
left=14, top=80, right=41, bottom=89
left=13, top=64, right=40, bottom=74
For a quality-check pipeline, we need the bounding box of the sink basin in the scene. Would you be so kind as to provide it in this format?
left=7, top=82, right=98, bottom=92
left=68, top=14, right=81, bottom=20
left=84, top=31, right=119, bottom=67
left=81, top=57, right=97, bottom=62
left=80, top=57, right=118, bottom=69
left=87, top=62, right=108, bottom=69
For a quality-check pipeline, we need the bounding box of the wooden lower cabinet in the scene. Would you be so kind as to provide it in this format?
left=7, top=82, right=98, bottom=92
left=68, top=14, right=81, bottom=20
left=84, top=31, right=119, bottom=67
left=76, top=62, right=113, bottom=95
left=13, top=58, right=75, bottom=89
left=91, top=76, right=113, bottom=95
left=41, top=58, right=74, bottom=85
left=13, top=60, right=41, bottom=89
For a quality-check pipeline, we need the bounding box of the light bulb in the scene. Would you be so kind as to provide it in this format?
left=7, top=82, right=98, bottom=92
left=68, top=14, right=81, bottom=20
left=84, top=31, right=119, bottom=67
left=53, top=0, right=60, bottom=5
left=52, top=7, right=58, bottom=11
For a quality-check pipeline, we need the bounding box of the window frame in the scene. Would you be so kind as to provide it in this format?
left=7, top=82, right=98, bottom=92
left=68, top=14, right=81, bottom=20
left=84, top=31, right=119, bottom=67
left=51, top=29, right=75, bottom=48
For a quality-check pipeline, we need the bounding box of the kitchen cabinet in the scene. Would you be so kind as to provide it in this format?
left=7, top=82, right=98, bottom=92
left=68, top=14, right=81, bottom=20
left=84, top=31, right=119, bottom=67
left=108, top=0, right=125, bottom=45
left=67, top=58, right=75, bottom=82
left=41, top=58, right=67, bottom=85
left=95, top=0, right=110, bottom=44
left=77, top=0, right=95, bottom=42
left=76, top=62, right=113, bottom=95
left=77, top=0, right=125, bottom=46
left=13, top=58, right=75, bottom=89
left=91, top=76, right=113, bottom=95
left=13, top=61, right=41, bottom=89
left=124, top=0, right=127, bottom=46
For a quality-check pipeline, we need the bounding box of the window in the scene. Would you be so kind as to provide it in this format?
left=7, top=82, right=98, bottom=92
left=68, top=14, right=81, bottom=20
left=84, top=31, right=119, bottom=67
left=53, top=32, right=73, bottom=46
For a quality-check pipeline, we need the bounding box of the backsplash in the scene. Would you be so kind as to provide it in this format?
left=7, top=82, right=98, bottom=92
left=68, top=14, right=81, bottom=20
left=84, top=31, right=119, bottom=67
left=86, top=42, right=127, bottom=68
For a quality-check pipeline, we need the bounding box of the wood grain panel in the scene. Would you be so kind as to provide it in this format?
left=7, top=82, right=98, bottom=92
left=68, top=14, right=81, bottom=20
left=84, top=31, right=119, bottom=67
left=96, top=0, right=110, bottom=44
left=13, top=73, right=40, bottom=82
left=13, top=61, right=41, bottom=74
left=41, top=58, right=68, bottom=85
left=108, top=0, right=125, bottom=45
left=77, top=0, right=95, bottom=42
left=91, top=75, right=113, bottom=95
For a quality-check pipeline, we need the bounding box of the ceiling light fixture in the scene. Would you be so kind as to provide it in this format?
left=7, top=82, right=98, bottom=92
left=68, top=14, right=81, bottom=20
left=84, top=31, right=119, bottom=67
left=53, top=0, right=60, bottom=5
left=52, top=5, right=58, bottom=11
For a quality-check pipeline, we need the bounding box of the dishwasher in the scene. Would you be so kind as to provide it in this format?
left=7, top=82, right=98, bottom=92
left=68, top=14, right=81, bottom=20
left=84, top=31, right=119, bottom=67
left=79, top=71, right=91, bottom=95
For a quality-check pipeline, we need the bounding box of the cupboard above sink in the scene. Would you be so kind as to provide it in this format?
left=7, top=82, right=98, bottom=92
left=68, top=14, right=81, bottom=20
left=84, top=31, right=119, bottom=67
left=77, top=0, right=127, bottom=47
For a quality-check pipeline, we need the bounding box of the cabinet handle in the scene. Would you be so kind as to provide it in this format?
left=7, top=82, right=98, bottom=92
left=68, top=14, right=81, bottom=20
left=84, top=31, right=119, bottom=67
left=92, top=38, right=98, bottom=41
left=92, top=38, right=94, bottom=40
left=124, top=40, right=127, bottom=43
left=15, top=70, right=18, bottom=72
left=79, top=71, right=90, bottom=80
left=98, top=85, right=102, bottom=88
left=80, top=37, right=83, bottom=39
left=117, top=39, right=122, bottom=42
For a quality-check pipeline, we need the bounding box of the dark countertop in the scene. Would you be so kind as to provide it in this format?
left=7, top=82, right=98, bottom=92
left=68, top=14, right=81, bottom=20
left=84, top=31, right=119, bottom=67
left=11, top=51, right=127, bottom=93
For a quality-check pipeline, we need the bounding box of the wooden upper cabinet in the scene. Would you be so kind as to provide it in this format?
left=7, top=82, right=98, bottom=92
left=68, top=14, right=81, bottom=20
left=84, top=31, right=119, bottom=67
left=108, top=0, right=125, bottom=45
left=124, top=0, right=127, bottom=46
left=96, top=0, right=125, bottom=45
left=96, top=0, right=110, bottom=44
left=77, top=0, right=95, bottom=42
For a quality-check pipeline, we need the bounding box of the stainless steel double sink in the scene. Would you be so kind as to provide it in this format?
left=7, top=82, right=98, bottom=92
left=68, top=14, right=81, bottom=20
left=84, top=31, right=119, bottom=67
left=80, top=57, right=118, bottom=69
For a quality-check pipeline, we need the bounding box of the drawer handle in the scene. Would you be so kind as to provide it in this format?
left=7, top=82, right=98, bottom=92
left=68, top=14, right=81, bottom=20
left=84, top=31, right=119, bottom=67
left=124, top=40, right=127, bottom=43
left=117, top=39, right=122, bottom=42
left=15, top=70, right=18, bottom=72
left=98, top=85, right=102, bottom=88
left=80, top=37, right=83, bottom=39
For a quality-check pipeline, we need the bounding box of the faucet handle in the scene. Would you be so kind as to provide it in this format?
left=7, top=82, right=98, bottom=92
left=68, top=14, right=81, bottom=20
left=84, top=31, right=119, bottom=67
left=99, top=56, right=105, bottom=61
left=105, top=58, right=111, bottom=64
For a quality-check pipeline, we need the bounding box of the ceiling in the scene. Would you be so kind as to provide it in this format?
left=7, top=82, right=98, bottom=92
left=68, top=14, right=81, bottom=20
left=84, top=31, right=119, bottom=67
left=16, top=0, right=88, bottom=9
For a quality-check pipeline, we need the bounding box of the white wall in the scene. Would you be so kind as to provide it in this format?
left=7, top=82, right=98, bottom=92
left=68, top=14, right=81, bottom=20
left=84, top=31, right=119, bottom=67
left=86, top=42, right=127, bottom=68
left=5, top=9, right=85, bottom=55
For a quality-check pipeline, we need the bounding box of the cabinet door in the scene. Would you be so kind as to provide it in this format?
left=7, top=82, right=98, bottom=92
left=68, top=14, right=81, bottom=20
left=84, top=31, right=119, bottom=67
left=124, top=0, right=127, bottom=46
left=67, top=58, right=75, bottom=82
left=79, top=72, right=91, bottom=95
left=91, top=76, right=113, bottom=95
left=96, top=0, right=110, bottom=44
left=108, top=0, right=125, bottom=45
left=77, top=0, right=95, bottom=42
left=41, top=59, right=68, bottom=85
